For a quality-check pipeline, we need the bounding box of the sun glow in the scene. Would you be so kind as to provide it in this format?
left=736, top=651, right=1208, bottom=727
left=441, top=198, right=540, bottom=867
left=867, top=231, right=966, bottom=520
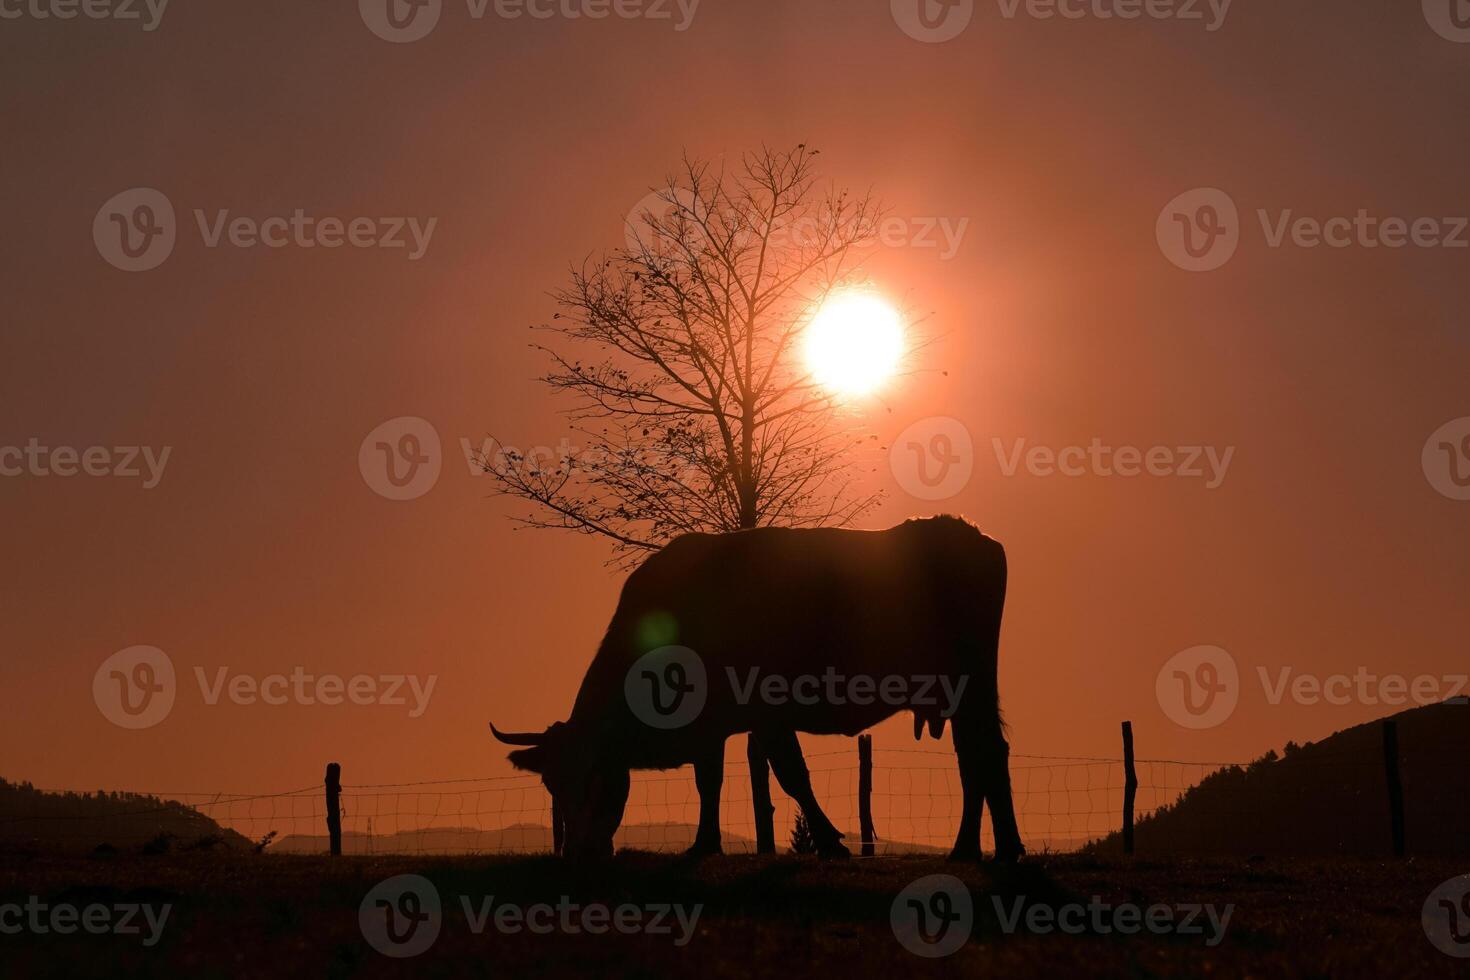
left=803, top=292, right=906, bottom=396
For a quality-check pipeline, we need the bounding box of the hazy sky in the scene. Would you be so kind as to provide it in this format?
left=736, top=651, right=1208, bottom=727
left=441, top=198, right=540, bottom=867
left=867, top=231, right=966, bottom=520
left=3, top=1, right=1467, bottom=812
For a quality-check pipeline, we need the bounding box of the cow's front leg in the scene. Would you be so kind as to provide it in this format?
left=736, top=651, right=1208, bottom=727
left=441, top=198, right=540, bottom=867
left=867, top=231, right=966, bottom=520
left=687, top=742, right=724, bottom=856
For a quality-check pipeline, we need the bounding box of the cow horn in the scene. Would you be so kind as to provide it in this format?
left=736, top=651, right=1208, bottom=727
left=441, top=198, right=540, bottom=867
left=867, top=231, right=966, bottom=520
left=489, top=723, right=546, bottom=746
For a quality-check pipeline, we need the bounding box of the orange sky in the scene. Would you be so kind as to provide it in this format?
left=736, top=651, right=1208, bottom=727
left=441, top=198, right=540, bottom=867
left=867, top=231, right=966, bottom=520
left=2, top=2, right=1467, bottom=818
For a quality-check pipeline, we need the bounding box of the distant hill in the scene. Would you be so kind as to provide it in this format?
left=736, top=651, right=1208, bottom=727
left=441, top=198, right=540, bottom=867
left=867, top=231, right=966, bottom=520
left=270, top=821, right=955, bottom=856
left=0, top=779, right=252, bottom=853
left=1091, top=700, right=1470, bottom=856
left=271, top=822, right=761, bottom=855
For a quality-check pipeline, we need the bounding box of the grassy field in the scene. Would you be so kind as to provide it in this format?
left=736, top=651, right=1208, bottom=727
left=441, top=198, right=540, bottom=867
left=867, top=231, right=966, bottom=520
left=0, top=848, right=1463, bottom=978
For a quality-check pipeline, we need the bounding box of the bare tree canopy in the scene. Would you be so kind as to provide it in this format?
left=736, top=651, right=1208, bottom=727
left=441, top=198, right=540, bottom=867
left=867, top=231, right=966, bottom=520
left=486, top=145, right=890, bottom=563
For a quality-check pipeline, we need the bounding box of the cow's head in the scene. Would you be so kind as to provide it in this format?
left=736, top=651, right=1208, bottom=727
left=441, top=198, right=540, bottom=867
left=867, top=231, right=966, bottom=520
left=490, top=721, right=629, bottom=860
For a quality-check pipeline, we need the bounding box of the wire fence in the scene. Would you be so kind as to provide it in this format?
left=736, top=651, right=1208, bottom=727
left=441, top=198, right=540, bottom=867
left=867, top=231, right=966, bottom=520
left=9, top=712, right=1459, bottom=856
left=0, top=747, right=1243, bottom=856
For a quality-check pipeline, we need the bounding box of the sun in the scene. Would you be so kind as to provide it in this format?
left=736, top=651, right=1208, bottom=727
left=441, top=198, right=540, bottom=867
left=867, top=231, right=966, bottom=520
left=803, top=292, right=906, bottom=396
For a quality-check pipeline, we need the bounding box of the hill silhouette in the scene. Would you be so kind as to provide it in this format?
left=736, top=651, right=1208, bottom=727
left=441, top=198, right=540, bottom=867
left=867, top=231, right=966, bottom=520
left=269, top=821, right=957, bottom=856
left=268, top=821, right=760, bottom=855
left=1092, top=700, right=1470, bottom=856
left=0, top=779, right=251, bottom=853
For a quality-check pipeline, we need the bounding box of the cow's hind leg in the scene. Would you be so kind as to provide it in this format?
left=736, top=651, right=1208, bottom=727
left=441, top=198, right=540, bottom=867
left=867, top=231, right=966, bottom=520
left=762, top=730, right=850, bottom=859
left=951, top=712, right=1024, bottom=861
left=984, top=728, right=1025, bottom=862
left=949, top=713, right=987, bottom=861
left=687, top=742, right=724, bottom=857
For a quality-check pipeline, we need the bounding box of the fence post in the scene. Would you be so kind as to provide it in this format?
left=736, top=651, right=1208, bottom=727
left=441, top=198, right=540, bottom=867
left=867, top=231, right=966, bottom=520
left=747, top=734, right=776, bottom=854
left=325, top=762, right=342, bottom=857
left=858, top=734, right=875, bottom=857
left=1383, top=720, right=1405, bottom=857
left=1121, top=721, right=1137, bottom=855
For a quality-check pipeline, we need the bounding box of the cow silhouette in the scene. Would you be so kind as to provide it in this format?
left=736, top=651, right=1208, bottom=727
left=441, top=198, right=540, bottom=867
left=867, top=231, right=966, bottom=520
left=493, top=516, right=1024, bottom=862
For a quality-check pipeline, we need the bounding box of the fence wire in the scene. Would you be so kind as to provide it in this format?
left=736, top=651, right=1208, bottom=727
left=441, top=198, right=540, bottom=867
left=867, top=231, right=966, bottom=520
left=2, top=749, right=1247, bottom=856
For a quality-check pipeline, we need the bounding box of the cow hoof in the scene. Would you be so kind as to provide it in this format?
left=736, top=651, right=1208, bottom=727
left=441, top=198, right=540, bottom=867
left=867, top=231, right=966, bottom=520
left=993, top=844, right=1026, bottom=864
left=947, top=847, right=983, bottom=863
left=817, top=841, right=851, bottom=860
left=684, top=841, right=722, bottom=858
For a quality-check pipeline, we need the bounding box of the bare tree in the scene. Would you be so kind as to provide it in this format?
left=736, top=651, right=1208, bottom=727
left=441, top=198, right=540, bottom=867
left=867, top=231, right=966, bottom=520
left=485, top=144, right=886, bottom=564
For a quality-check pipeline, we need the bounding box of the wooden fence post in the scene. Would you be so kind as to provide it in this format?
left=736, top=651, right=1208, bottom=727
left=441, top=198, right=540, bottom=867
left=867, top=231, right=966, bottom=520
left=747, top=734, right=776, bottom=855
left=1383, top=720, right=1405, bottom=857
left=1121, top=722, right=1138, bottom=855
left=325, top=762, right=342, bottom=857
left=858, top=734, right=875, bottom=857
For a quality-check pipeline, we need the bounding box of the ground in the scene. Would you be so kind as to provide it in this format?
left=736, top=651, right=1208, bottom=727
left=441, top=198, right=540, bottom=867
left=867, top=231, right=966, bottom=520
left=0, top=849, right=1462, bottom=978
